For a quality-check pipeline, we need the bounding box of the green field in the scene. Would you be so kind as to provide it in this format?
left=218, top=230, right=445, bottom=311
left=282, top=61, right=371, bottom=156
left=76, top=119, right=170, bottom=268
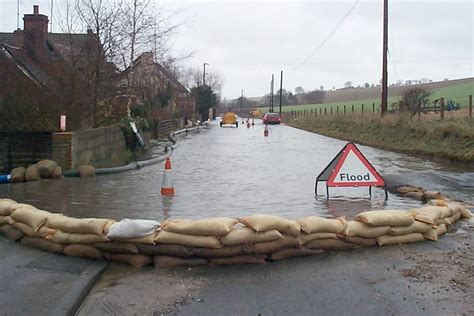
left=258, top=80, right=473, bottom=115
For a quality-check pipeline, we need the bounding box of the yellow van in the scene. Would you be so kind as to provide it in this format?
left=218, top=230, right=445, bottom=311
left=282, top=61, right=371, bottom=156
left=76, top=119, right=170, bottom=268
left=220, top=112, right=238, bottom=127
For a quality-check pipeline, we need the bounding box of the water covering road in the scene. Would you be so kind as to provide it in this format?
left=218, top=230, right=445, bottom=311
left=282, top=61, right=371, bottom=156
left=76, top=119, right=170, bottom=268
left=1, top=120, right=473, bottom=222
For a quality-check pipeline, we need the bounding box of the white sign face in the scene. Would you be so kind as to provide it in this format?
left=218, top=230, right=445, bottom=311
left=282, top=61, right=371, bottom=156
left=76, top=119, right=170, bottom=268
left=60, top=115, right=66, bottom=132
left=332, top=150, right=377, bottom=184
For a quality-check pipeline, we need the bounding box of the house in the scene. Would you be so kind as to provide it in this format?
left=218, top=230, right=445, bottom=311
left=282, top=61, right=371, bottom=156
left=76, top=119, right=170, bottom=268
left=0, top=5, right=119, bottom=172
left=119, top=52, right=195, bottom=121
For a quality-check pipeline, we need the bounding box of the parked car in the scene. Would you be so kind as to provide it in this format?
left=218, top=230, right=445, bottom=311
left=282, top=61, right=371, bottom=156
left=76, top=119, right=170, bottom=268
left=262, top=112, right=281, bottom=124
left=220, top=112, right=239, bottom=127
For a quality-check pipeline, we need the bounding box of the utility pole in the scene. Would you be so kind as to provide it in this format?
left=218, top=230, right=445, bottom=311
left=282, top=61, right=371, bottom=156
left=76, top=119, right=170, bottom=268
left=271, top=74, right=274, bottom=112
left=381, top=0, right=388, bottom=116
left=240, top=89, right=243, bottom=117
left=279, top=70, right=283, bottom=116
left=17, top=0, right=19, bottom=29
left=50, top=0, right=54, bottom=32
left=203, top=63, right=209, bottom=86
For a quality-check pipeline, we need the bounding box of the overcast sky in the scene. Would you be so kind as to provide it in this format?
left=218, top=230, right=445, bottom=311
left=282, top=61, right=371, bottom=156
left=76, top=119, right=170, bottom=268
left=1, top=0, right=472, bottom=99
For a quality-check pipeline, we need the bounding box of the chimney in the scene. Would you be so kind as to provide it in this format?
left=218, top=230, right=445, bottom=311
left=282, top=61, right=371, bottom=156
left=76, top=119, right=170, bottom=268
left=23, top=5, right=49, bottom=58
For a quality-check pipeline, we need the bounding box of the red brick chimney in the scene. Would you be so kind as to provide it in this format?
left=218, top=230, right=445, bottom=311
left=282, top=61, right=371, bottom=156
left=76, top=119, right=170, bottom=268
left=23, top=5, right=49, bottom=58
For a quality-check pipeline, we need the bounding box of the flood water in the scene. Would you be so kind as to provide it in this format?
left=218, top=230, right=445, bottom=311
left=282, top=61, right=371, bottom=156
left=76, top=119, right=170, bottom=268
left=1, top=120, right=473, bottom=222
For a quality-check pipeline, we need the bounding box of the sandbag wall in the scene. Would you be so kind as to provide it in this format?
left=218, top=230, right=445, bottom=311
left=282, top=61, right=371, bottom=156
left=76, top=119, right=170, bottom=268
left=0, top=197, right=472, bottom=269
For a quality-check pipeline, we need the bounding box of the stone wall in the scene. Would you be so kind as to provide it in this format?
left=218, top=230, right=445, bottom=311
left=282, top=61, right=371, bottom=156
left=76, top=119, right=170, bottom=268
left=52, top=125, right=127, bottom=170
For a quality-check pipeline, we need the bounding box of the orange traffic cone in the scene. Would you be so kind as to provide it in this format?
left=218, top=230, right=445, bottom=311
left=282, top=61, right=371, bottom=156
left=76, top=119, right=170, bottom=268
left=264, top=124, right=269, bottom=137
left=161, top=158, right=175, bottom=195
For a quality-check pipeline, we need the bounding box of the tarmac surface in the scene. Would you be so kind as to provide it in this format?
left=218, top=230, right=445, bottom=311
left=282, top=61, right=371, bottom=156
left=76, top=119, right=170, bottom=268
left=77, top=219, right=473, bottom=316
left=0, top=237, right=107, bottom=316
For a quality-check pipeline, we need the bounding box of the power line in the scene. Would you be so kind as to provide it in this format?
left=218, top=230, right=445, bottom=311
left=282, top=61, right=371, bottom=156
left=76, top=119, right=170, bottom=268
left=295, top=0, right=360, bottom=68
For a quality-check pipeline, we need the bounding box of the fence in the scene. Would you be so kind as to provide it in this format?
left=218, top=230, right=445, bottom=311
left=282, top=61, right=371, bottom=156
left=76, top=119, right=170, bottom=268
left=288, top=95, right=473, bottom=121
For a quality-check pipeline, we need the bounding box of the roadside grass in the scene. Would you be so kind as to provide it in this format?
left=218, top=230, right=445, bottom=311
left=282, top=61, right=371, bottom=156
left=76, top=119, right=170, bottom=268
left=287, top=112, right=474, bottom=163
left=258, top=80, right=473, bottom=115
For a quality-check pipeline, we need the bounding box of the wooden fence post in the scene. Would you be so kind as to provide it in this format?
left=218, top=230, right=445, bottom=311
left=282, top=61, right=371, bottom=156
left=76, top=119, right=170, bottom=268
left=344, top=105, right=346, bottom=115
left=325, top=108, right=327, bottom=115
left=440, top=97, right=445, bottom=120
left=469, top=95, right=472, bottom=119
left=352, top=104, right=354, bottom=113
left=361, top=104, right=364, bottom=114
left=337, top=106, right=339, bottom=115
left=372, top=103, right=375, bottom=113
left=320, top=108, right=322, bottom=116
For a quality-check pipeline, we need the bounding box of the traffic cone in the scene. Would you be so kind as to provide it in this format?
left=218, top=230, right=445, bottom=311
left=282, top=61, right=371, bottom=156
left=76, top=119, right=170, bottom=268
left=251, top=118, right=255, bottom=126
left=161, top=158, right=175, bottom=195
left=264, top=124, right=269, bottom=137
left=247, top=121, right=251, bottom=128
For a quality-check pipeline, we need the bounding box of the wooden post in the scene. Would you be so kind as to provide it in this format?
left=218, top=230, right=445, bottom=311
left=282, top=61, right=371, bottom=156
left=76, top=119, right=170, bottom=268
left=352, top=104, right=354, bottom=113
left=372, top=103, right=375, bottom=113
left=344, top=105, right=346, bottom=115
left=362, top=103, right=364, bottom=114
left=330, top=107, right=333, bottom=115
left=320, top=108, right=322, bottom=116
left=337, top=106, right=339, bottom=115
left=325, top=108, right=327, bottom=115
left=440, top=97, right=445, bottom=120
left=469, top=95, right=472, bottom=119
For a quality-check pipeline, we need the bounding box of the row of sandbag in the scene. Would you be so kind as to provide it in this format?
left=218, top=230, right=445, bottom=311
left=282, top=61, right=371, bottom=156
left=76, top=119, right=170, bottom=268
left=9, top=161, right=96, bottom=183
left=395, top=186, right=446, bottom=202
left=0, top=198, right=472, bottom=268
left=10, top=160, right=63, bottom=183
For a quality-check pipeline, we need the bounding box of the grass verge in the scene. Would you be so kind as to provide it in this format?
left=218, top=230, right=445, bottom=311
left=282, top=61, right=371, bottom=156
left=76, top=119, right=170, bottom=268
left=287, top=113, right=474, bottom=164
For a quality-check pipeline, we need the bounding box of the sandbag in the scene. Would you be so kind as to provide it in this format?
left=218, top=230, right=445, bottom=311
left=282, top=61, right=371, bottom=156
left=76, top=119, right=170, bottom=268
left=191, top=244, right=250, bottom=258
left=343, top=221, right=390, bottom=238
left=220, top=227, right=283, bottom=246
left=0, top=199, right=17, bottom=216
left=115, top=233, right=157, bottom=245
left=412, top=206, right=444, bottom=225
left=459, top=205, right=473, bottom=219
left=388, top=221, right=432, bottom=235
left=305, top=238, right=358, bottom=250
left=49, top=231, right=109, bottom=244
left=63, top=244, right=102, bottom=259
left=354, top=210, right=414, bottom=227
left=12, top=222, right=55, bottom=238
left=153, top=256, right=208, bottom=268
left=270, top=248, right=325, bottom=261
left=296, top=216, right=347, bottom=234
left=10, top=207, right=51, bottom=232
left=396, top=185, right=424, bottom=194
left=238, top=214, right=301, bottom=236
left=77, top=165, right=95, bottom=178
left=423, top=224, right=447, bottom=241
left=10, top=167, right=26, bottom=183
left=423, top=191, right=444, bottom=200
left=103, top=253, right=152, bottom=269
left=439, top=207, right=452, bottom=219
left=447, top=211, right=461, bottom=225
left=162, top=217, right=237, bottom=237
left=25, top=164, right=41, bottom=181
left=47, top=215, right=113, bottom=235
left=50, top=166, right=63, bottom=179
left=0, top=225, right=24, bottom=242
left=377, top=233, right=424, bottom=246
left=0, top=216, right=9, bottom=225
left=428, top=199, right=447, bottom=207
left=339, top=236, right=377, bottom=247
left=37, top=160, right=58, bottom=179
left=107, top=219, right=160, bottom=239
left=402, top=191, right=425, bottom=201
left=209, top=255, right=267, bottom=265
left=21, top=236, right=64, bottom=254
left=253, top=235, right=299, bottom=254
left=155, top=231, right=222, bottom=248
left=137, top=243, right=194, bottom=258
left=297, top=232, right=338, bottom=245
left=93, top=242, right=139, bottom=254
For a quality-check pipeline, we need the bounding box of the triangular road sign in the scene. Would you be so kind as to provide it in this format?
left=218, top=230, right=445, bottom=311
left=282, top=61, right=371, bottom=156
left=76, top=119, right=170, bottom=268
left=326, top=143, right=385, bottom=187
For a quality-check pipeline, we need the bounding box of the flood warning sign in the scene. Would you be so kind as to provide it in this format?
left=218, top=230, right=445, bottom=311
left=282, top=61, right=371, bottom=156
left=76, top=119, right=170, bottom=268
left=326, top=143, right=385, bottom=187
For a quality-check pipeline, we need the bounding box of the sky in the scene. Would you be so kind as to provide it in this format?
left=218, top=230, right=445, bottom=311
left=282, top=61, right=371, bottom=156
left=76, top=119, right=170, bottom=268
left=1, top=0, right=472, bottom=99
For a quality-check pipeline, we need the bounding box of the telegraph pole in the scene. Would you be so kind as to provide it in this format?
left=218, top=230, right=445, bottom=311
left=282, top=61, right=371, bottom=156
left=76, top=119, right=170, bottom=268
left=203, top=63, right=209, bottom=86
left=381, top=0, right=388, bottom=116
left=240, top=89, right=243, bottom=116
left=279, top=70, right=283, bottom=116
left=271, top=74, right=274, bottom=112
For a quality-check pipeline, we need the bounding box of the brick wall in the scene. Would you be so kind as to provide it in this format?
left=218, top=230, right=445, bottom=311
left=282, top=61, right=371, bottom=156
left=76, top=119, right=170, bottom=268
left=52, top=125, right=127, bottom=170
